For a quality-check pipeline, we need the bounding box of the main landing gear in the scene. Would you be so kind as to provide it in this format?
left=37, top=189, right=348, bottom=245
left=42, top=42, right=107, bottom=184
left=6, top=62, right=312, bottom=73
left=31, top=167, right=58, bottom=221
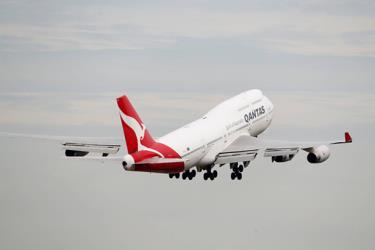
left=170, top=170, right=196, bottom=180
left=169, top=173, right=180, bottom=179
left=203, top=169, right=218, bottom=181
left=182, top=169, right=196, bottom=180
left=230, top=162, right=249, bottom=180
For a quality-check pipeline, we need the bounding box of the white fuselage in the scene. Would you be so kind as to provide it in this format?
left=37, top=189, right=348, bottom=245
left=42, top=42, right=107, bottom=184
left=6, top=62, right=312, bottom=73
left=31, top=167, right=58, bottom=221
left=158, top=89, right=274, bottom=170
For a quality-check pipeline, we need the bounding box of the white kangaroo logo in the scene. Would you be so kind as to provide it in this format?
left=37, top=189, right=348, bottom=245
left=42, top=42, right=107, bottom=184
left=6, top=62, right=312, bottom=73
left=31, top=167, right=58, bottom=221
left=120, top=111, right=164, bottom=158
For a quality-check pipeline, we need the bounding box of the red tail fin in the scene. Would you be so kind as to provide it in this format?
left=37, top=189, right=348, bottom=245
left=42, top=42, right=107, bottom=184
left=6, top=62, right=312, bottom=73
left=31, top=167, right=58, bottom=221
left=117, top=95, right=156, bottom=154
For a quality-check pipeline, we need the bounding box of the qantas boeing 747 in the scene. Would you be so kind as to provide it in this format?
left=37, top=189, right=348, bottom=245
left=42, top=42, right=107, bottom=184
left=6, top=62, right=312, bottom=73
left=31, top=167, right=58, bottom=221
left=62, top=89, right=352, bottom=180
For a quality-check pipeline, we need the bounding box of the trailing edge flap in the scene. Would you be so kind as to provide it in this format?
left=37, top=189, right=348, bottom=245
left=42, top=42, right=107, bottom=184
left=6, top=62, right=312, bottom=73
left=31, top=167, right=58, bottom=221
left=63, top=142, right=121, bottom=157
left=215, top=135, right=260, bottom=164
left=264, top=147, right=299, bottom=157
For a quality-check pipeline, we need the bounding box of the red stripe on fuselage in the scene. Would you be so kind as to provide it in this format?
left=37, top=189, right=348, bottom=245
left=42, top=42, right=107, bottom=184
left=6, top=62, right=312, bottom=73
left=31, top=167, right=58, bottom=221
left=134, top=161, right=185, bottom=174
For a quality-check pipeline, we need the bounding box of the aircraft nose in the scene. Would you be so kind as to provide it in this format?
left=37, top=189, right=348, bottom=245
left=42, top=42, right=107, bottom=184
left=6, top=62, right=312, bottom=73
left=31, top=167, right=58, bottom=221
left=264, top=95, right=274, bottom=111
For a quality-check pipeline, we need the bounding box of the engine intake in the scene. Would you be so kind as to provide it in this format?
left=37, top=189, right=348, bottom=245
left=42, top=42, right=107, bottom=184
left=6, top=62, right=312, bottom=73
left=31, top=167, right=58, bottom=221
left=307, top=145, right=330, bottom=164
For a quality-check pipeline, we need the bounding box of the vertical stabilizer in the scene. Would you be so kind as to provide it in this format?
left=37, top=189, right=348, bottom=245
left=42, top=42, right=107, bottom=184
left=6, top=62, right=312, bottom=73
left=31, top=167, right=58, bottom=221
left=117, top=95, right=156, bottom=154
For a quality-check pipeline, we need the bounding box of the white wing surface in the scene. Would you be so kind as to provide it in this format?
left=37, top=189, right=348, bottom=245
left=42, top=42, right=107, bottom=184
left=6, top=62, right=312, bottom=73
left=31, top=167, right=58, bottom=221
left=1, top=132, right=124, bottom=159
left=215, top=132, right=352, bottom=164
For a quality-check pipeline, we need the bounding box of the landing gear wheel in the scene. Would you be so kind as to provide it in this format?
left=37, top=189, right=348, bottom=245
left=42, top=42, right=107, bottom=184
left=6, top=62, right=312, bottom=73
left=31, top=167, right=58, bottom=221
left=203, top=173, right=208, bottom=180
left=182, top=172, right=187, bottom=180
left=188, top=175, right=193, bottom=180
left=237, top=172, right=242, bottom=180
left=213, top=170, right=218, bottom=178
left=169, top=174, right=173, bottom=179
left=176, top=173, right=180, bottom=179
left=191, top=170, right=196, bottom=178
left=238, top=165, right=244, bottom=173
left=210, top=174, right=215, bottom=181
left=233, top=165, right=238, bottom=172
left=231, top=172, right=236, bottom=180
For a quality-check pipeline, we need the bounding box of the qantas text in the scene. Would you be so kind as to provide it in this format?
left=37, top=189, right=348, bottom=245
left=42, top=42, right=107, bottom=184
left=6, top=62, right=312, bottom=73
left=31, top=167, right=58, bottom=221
left=244, top=106, right=266, bottom=123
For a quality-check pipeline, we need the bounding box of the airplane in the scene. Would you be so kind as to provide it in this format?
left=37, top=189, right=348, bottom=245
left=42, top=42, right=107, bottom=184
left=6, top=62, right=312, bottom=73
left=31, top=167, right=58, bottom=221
left=62, top=89, right=352, bottom=181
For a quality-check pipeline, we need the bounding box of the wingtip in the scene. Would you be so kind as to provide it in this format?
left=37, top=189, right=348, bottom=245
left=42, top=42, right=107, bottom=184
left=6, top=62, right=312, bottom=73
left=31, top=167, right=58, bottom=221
left=345, top=132, right=352, bottom=143
left=116, top=95, right=128, bottom=102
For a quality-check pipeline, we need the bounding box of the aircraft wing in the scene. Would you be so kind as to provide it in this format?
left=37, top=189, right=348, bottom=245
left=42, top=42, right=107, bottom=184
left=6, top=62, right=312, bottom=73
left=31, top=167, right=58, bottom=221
left=1, top=132, right=124, bottom=158
left=215, top=132, right=352, bottom=164
left=62, top=142, right=122, bottom=157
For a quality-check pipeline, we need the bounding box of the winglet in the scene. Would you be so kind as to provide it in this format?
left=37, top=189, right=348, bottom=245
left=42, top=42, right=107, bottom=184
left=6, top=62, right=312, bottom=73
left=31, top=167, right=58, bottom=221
left=345, top=132, right=352, bottom=143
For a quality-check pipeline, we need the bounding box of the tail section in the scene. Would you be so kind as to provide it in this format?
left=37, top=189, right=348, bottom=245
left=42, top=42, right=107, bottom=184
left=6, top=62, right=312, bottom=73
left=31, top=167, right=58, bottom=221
left=117, top=95, right=156, bottom=154
left=117, top=95, right=184, bottom=173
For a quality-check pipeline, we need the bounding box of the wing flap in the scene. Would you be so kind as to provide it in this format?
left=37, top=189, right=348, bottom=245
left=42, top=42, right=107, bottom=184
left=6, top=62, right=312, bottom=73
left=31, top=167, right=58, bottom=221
left=63, top=142, right=121, bottom=157
left=215, top=150, right=258, bottom=164
left=214, top=135, right=260, bottom=164
left=264, top=147, right=299, bottom=157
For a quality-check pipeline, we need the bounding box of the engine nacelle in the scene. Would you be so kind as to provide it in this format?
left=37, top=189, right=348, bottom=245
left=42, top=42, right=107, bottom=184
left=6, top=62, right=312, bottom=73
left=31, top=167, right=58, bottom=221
left=307, top=145, right=330, bottom=164
left=272, top=154, right=295, bottom=162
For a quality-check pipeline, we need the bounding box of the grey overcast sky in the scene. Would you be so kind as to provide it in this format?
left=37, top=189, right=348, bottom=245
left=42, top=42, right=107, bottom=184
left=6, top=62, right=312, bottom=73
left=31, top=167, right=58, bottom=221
left=0, top=1, right=374, bottom=250
left=0, top=0, right=374, bottom=93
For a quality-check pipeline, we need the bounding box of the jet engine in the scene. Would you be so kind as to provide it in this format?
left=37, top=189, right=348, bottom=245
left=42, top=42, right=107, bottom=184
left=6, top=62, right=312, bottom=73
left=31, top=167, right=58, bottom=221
left=306, top=145, right=330, bottom=164
left=272, top=154, right=295, bottom=162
